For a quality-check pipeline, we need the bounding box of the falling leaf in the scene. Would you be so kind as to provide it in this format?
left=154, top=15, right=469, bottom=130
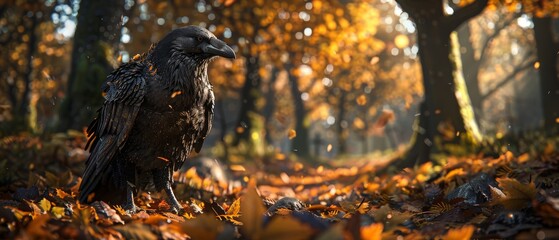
left=170, top=91, right=182, bottom=98
left=356, top=94, right=367, bottom=105
left=327, top=144, right=333, bottom=152
left=230, top=165, right=246, bottom=172
left=132, top=54, right=141, bottom=61
left=288, top=129, right=297, bottom=140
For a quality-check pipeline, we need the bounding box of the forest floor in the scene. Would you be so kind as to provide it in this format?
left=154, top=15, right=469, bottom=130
left=0, top=131, right=558, bottom=239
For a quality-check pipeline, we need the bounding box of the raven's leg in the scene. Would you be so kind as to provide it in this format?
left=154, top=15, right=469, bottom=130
left=153, top=166, right=183, bottom=213
left=120, top=161, right=138, bottom=214
left=124, top=182, right=139, bottom=214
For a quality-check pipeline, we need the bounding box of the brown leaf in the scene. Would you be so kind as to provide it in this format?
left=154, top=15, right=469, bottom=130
left=23, top=214, right=54, bottom=239
left=260, top=216, right=314, bottom=240
left=369, top=205, right=412, bottom=231
left=240, top=182, right=265, bottom=238
left=114, top=223, right=157, bottom=240
left=181, top=214, right=224, bottom=240
left=492, top=178, right=536, bottom=210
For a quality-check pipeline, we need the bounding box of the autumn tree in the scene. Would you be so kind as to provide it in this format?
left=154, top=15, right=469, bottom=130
left=533, top=16, right=559, bottom=130
left=392, top=0, right=486, bottom=169
left=58, top=0, right=124, bottom=130
left=0, top=0, right=53, bottom=132
left=487, top=1, right=559, bottom=131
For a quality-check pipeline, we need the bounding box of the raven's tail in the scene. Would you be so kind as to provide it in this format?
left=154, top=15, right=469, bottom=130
left=78, top=136, right=119, bottom=203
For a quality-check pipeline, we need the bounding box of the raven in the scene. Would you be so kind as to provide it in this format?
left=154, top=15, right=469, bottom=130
left=78, top=26, right=235, bottom=213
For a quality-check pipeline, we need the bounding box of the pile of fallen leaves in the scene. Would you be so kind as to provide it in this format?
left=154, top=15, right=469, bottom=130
left=1, top=133, right=559, bottom=239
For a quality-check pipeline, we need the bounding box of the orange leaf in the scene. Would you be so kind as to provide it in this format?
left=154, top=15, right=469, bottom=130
left=226, top=198, right=241, bottom=216
left=356, top=94, right=367, bottom=105
left=288, top=129, right=297, bottom=140
left=361, top=223, right=383, bottom=240
left=442, top=225, right=475, bottom=240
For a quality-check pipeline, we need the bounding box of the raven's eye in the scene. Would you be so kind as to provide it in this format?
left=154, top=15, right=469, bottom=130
left=196, top=36, right=204, bottom=42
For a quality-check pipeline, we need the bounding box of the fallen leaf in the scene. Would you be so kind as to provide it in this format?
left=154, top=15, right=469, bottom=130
left=261, top=215, right=314, bottom=240
left=240, top=182, right=265, bottom=238
left=492, top=178, right=536, bottom=210
left=361, top=223, right=383, bottom=240
left=442, top=225, right=474, bottom=240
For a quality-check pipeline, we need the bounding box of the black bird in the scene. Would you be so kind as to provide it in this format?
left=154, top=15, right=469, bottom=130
left=78, top=26, right=235, bottom=213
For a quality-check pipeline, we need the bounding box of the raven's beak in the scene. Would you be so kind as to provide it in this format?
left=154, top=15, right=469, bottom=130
left=203, top=38, right=236, bottom=59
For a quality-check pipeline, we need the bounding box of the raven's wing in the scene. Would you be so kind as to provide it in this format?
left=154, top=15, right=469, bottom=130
left=78, top=62, right=148, bottom=203
left=193, top=91, right=214, bottom=154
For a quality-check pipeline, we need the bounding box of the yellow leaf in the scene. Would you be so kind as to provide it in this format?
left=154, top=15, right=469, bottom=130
left=361, top=223, right=383, bottom=240
left=240, top=183, right=265, bottom=238
left=288, top=129, right=297, bottom=140
left=442, top=225, right=474, bottom=240
left=227, top=198, right=241, bottom=216
left=39, top=198, right=52, bottom=213
left=51, top=206, right=65, bottom=219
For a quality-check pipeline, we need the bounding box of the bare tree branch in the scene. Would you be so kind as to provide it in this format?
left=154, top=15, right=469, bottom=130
left=478, top=12, right=521, bottom=64
left=445, top=0, right=488, bottom=32
left=481, top=58, right=535, bottom=101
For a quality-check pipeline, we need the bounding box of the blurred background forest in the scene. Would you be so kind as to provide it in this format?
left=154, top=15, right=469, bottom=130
left=1, top=0, right=559, bottom=165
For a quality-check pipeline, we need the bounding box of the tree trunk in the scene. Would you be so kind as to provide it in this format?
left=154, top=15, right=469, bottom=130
left=18, top=14, right=38, bottom=119
left=232, top=56, right=262, bottom=146
left=263, top=68, right=279, bottom=145
left=533, top=17, right=559, bottom=131
left=457, top=24, right=483, bottom=123
left=393, top=0, right=485, bottom=169
left=287, top=66, right=310, bottom=158
left=337, top=90, right=348, bottom=155
left=58, top=0, right=123, bottom=130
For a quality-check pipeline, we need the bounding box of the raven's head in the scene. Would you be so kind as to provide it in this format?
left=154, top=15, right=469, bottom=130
left=149, top=26, right=236, bottom=69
